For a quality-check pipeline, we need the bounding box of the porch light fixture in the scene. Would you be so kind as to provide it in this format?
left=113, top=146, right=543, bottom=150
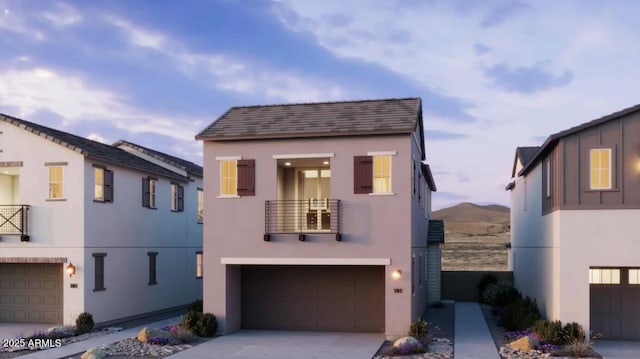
left=66, top=262, right=76, bottom=277
left=284, top=162, right=292, bottom=166
left=323, top=161, right=329, bottom=165
left=391, top=269, right=402, bottom=280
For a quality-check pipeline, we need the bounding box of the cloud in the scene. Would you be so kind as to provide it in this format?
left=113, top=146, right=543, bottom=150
left=104, top=15, right=165, bottom=50
left=426, top=129, right=468, bottom=141
left=485, top=62, right=573, bottom=94
left=474, top=43, right=491, bottom=55
left=480, top=1, right=530, bottom=28
left=42, top=3, right=82, bottom=27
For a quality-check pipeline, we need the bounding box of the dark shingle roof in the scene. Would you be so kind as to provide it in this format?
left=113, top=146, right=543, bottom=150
left=427, top=220, right=445, bottom=244
left=421, top=163, right=437, bottom=192
left=516, top=146, right=540, bottom=167
left=113, top=140, right=203, bottom=178
left=0, top=114, right=189, bottom=182
left=196, top=97, right=422, bottom=140
left=519, top=103, right=640, bottom=176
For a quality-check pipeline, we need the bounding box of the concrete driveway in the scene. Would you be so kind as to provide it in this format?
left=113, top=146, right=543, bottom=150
left=167, top=330, right=385, bottom=359
left=0, top=323, right=52, bottom=340
left=594, top=340, right=640, bottom=358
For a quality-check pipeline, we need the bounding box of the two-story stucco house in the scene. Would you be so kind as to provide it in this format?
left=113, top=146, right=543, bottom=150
left=196, top=98, right=440, bottom=339
left=0, top=114, right=203, bottom=326
left=507, top=104, right=640, bottom=340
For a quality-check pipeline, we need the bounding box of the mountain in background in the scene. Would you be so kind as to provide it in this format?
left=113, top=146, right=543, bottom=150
left=432, top=202, right=510, bottom=236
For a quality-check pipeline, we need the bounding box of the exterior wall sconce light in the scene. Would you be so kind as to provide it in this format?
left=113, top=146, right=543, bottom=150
left=391, top=269, right=402, bottom=280
left=66, top=262, right=76, bottom=277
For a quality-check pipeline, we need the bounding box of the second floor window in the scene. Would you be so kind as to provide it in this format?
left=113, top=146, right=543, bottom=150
left=220, top=160, right=237, bottom=196
left=373, top=155, right=392, bottom=193
left=171, top=183, right=184, bottom=212
left=197, top=189, right=204, bottom=223
left=142, top=177, right=157, bottom=208
left=94, top=167, right=114, bottom=202
left=49, top=166, right=64, bottom=199
left=590, top=148, right=612, bottom=190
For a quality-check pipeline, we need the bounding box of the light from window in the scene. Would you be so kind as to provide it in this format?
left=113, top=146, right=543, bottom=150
left=49, top=166, right=64, bottom=199
left=196, top=252, right=203, bottom=278
left=94, top=168, right=104, bottom=200
left=149, top=179, right=156, bottom=207
left=373, top=155, right=391, bottom=193
left=197, top=189, right=204, bottom=223
left=589, top=268, right=620, bottom=284
left=629, top=269, right=640, bottom=285
left=590, top=148, right=612, bottom=190
left=220, top=160, right=237, bottom=195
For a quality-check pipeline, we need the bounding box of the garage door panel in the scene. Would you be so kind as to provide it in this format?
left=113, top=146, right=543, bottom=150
left=242, top=265, right=384, bottom=332
left=0, top=264, right=62, bottom=324
left=591, top=269, right=640, bottom=340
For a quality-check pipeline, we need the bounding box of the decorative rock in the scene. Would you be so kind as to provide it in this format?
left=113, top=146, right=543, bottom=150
left=80, top=347, right=106, bottom=359
left=45, top=325, right=74, bottom=337
left=507, top=336, right=539, bottom=352
left=393, top=336, right=421, bottom=348
left=137, top=327, right=179, bottom=345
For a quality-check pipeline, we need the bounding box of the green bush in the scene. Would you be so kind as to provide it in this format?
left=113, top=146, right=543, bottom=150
left=500, top=296, right=540, bottom=331
left=197, top=313, right=217, bottom=337
left=478, top=274, right=499, bottom=302
left=182, top=310, right=202, bottom=332
left=482, top=282, right=521, bottom=307
left=75, top=312, right=94, bottom=334
left=563, top=322, right=585, bottom=343
left=532, top=319, right=564, bottom=345
left=188, top=299, right=203, bottom=313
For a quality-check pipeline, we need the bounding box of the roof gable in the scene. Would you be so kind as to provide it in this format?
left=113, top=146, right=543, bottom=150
left=518, top=103, right=640, bottom=177
left=510, top=146, right=540, bottom=178
left=196, top=97, right=422, bottom=141
left=0, top=114, right=189, bottom=182
left=113, top=140, right=203, bottom=178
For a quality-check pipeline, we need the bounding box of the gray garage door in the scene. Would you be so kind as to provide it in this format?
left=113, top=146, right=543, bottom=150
left=0, top=263, right=63, bottom=323
left=242, top=265, right=384, bottom=332
left=590, top=268, right=640, bottom=340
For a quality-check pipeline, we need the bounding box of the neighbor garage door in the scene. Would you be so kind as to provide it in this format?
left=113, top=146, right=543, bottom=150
left=0, top=263, right=63, bottom=323
left=242, top=265, right=384, bottom=332
left=590, top=267, right=640, bottom=340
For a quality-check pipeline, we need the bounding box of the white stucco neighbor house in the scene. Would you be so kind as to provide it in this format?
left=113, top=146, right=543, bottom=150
left=0, top=114, right=203, bottom=326
left=196, top=97, right=442, bottom=340
left=507, top=104, right=640, bottom=340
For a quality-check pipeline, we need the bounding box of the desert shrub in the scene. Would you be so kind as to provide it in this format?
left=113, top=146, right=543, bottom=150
left=75, top=312, right=94, bottom=334
left=182, top=310, right=202, bottom=332
left=164, top=324, right=196, bottom=343
left=478, top=274, right=499, bottom=302
left=500, top=296, right=540, bottom=331
left=147, top=337, right=170, bottom=345
left=562, top=322, right=586, bottom=343
left=532, top=319, right=564, bottom=345
left=482, top=282, right=521, bottom=307
left=196, top=313, right=217, bottom=337
left=187, top=299, right=203, bottom=313
left=408, top=319, right=428, bottom=339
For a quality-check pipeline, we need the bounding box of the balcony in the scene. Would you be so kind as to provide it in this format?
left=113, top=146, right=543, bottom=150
left=264, top=199, right=341, bottom=241
left=0, top=205, right=29, bottom=241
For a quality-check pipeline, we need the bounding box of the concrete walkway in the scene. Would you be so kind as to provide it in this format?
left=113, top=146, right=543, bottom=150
left=17, top=316, right=182, bottom=359
left=454, top=302, right=500, bottom=359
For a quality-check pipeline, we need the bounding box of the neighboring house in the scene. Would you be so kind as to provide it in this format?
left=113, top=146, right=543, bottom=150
left=507, top=104, right=640, bottom=340
left=0, top=114, right=203, bottom=326
left=196, top=97, right=440, bottom=339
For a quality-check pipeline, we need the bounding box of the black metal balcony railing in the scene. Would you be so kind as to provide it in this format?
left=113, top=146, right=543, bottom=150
left=265, top=199, right=341, bottom=241
left=0, top=205, right=29, bottom=241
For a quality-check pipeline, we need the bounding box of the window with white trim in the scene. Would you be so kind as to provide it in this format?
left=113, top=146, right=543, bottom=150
left=220, top=160, right=237, bottom=196
left=373, top=155, right=392, bottom=193
left=196, top=251, right=203, bottom=279
left=590, top=148, right=612, bottom=190
left=197, top=188, right=204, bottom=223
left=94, top=166, right=114, bottom=202
left=49, top=166, right=64, bottom=199
left=142, top=177, right=157, bottom=208
left=171, top=183, right=184, bottom=212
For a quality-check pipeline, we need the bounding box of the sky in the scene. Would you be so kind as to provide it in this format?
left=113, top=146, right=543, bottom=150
left=1, top=0, right=640, bottom=210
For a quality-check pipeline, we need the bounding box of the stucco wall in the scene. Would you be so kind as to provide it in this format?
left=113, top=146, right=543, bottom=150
left=202, top=134, right=420, bottom=338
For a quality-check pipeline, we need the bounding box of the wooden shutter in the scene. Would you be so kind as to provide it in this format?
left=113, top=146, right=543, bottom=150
left=237, top=159, right=255, bottom=196
left=178, top=185, right=184, bottom=211
left=354, top=156, right=373, bottom=194
left=104, top=170, right=114, bottom=202
left=142, top=177, right=150, bottom=207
